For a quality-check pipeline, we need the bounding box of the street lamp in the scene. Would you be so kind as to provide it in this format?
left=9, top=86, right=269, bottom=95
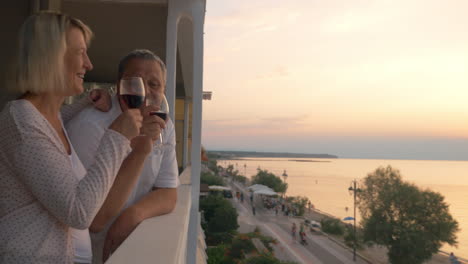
left=282, top=170, right=288, bottom=197
left=282, top=169, right=288, bottom=182
left=348, top=180, right=361, bottom=262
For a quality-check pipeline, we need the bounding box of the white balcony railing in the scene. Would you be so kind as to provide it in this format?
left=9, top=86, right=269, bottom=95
left=107, top=166, right=205, bottom=264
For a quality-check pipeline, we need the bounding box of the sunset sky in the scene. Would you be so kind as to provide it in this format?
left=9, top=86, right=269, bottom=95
left=201, top=0, right=468, bottom=160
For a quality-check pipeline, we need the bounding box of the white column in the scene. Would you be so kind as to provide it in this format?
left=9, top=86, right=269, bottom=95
left=165, top=8, right=178, bottom=122
left=183, top=98, right=190, bottom=168
left=186, top=2, right=205, bottom=264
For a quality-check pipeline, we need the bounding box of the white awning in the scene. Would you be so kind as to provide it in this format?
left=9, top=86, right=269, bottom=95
left=254, top=189, right=278, bottom=196
left=247, top=184, right=273, bottom=192
left=208, top=185, right=231, bottom=191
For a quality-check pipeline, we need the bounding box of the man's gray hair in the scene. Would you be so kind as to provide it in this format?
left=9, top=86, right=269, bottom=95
left=117, top=49, right=167, bottom=86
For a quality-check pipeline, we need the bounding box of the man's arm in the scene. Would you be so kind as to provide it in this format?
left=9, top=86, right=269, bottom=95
left=102, top=119, right=179, bottom=261
left=132, top=187, right=178, bottom=220
left=62, top=89, right=112, bottom=124
left=89, top=106, right=164, bottom=233
left=112, top=187, right=178, bottom=232
left=102, top=188, right=177, bottom=261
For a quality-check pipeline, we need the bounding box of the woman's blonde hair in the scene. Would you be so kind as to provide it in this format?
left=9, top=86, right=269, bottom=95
left=12, top=11, right=93, bottom=94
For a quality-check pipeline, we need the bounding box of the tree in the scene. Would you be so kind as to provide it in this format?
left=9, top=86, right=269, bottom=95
left=208, top=201, right=239, bottom=233
left=206, top=244, right=229, bottom=264
left=200, top=195, right=238, bottom=232
left=320, top=218, right=345, bottom=236
left=344, top=225, right=364, bottom=250
left=200, top=195, right=239, bottom=245
left=357, top=166, right=459, bottom=264
left=207, top=159, right=219, bottom=175
left=226, top=164, right=235, bottom=174
left=285, top=196, right=310, bottom=216
left=201, top=171, right=225, bottom=186
left=243, top=253, right=298, bottom=264
left=233, top=174, right=248, bottom=184
left=251, top=169, right=287, bottom=193
left=228, top=235, right=255, bottom=260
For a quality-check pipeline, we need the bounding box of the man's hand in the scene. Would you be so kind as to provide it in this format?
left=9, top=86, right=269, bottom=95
left=102, top=207, right=141, bottom=262
left=140, top=105, right=166, bottom=141
left=89, top=88, right=112, bottom=112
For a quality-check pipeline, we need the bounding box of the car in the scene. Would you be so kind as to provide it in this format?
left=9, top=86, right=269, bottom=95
left=223, top=190, right=233, bottom=198
left=304, top=219, right=322, bottom=229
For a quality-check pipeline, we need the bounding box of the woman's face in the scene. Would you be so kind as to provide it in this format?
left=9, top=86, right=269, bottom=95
left=63, top=27, right=93, bottom=96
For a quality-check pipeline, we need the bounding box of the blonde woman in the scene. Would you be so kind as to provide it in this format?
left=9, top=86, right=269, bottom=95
left=0, top=12, right=143, bottom=263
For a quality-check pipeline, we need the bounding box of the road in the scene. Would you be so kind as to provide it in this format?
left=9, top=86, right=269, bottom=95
left=229, top=181, right=369, bottom=264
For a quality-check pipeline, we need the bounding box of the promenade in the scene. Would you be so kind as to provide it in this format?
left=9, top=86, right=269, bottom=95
left=228, top=180, right=461, bottom=264
left=229, top=180, right=369, bottom=264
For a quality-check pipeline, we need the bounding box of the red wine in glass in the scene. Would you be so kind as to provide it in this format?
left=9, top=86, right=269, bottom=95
left=121, top=94, right=145, bottom=109
left=150, top=111, right=167, bottom=121
left=119, top=77, right=145, bottom=109
left=147, top=94, right=169, bottom=148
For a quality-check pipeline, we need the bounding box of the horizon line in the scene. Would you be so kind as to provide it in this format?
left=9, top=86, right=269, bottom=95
left=208, top=149, right=468, bottom=162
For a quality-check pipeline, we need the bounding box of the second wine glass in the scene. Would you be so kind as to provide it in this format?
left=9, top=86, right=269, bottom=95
left=147, top=94, right=169, bottom=148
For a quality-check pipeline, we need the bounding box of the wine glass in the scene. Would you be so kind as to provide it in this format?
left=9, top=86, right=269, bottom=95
left=119, top=77, right=145, bottom=109
left=147, top=94, right=169, bottom=148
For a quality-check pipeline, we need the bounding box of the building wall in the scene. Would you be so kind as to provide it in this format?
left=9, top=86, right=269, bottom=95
left=0, top=1, right=32, bottom=108
left=62, top=1, right=168, bottom=84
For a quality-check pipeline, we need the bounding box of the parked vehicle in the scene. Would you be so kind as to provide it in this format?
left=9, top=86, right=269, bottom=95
left=223, top=190, right=233, bottom=198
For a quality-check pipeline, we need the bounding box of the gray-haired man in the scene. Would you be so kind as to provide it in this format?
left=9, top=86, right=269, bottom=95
left=66, top=49, right=179, bottom=263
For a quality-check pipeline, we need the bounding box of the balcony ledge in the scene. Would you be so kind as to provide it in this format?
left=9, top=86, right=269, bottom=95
left=107, top=167, right=196, bottom=264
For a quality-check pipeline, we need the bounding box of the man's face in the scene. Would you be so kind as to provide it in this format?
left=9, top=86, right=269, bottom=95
left=118, top=58, right=165, bottom=110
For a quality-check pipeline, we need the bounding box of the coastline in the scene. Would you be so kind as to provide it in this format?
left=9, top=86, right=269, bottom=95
left=218, top=156, right=468, bottom=258
left=227, top=157, right=332, bottom=163
left=300, top=205, right=465, bottom=264
left=223, top=169, right=466, bottom=263
left=289, top=159, right=332, bottom=163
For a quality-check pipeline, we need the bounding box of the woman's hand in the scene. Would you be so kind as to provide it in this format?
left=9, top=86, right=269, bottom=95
left=89, top=88, right=112, bottom=112
left=109, top=109, right=143, bottom=140
left=130, top=135, right=153, bottom=155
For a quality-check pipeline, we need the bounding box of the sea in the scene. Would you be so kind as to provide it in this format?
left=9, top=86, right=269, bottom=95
left=218, top=157, right=468, bottom=258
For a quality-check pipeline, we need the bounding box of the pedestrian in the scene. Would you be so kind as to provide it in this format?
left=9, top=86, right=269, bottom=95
left=299, top=230, right=308, bottom=245
left=450, top=252, right=461, bottom=264
left=252, top=205, right=256, bottom=216
left=240, top=192, right=244, bottom=203
left=291, top=223, right=297, bottom=242
left=275, top=206, right=278, bottom=216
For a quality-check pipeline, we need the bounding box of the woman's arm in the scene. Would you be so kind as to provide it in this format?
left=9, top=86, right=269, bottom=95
left=89, top=136, right=152, bottom=232
left=10, top=119, right=131, bottom=229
